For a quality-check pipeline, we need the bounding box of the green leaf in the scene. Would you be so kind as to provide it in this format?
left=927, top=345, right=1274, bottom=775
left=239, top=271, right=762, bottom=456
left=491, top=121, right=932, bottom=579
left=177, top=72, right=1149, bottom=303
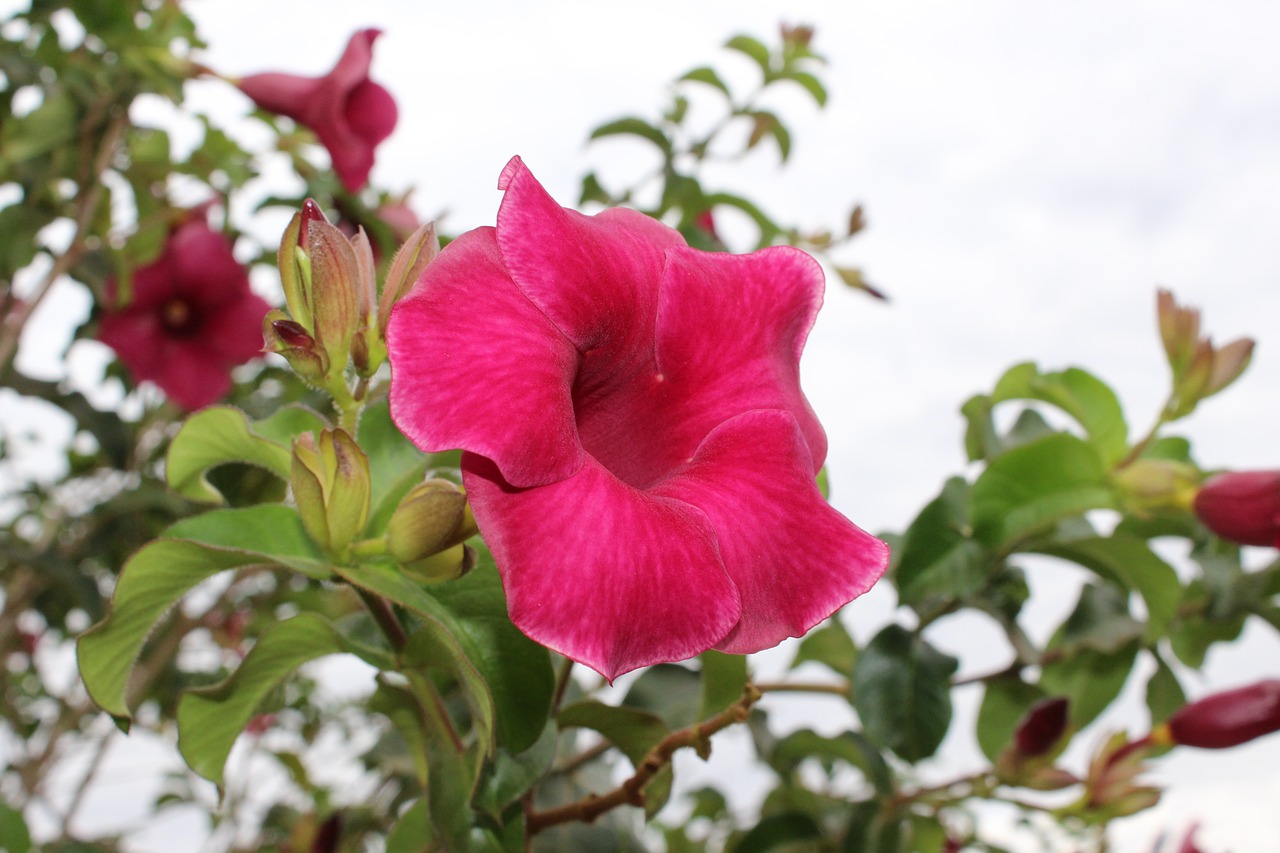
left=166, top=405, right=324, bottom=503
left=1053, top=583, right=1144, bottom=655
left=969, top=433, right=1116, bottom=549
left=589, top=117, right=672, bottom=157
left=77, top=506, right=329, bottom=722
left=725, top=35, right=773, bottom=74
left=0, top=802, right=31, bottom=853
left=476, top=722, right=557, bottom=818
left=732, top=812, right=822, bottom=853
left=976, top=677, right=1046, bottom=762
left=358, top=399, right=444, bottom=534
left=990, top=363, right=1129, bottom=465
left=402, top=620, right=496, bottom=759
left=428, top=552, right=553, bottom=753
left=177, top=613, right=390, bottom=784
left=1034, top=535, right=1181, bottom=642
left=1040, top=641, right=1138, bottom=727
left=623, top=663, right=701, bottom=729
left=842, top=801, right=904, bottom=853
left=679, top=66, right=732, bottom=96
left=894, top=477, right=991, bottom=609
left=703, top=191, right=784, bottom=248
left=558, top=700, right=674, bottom=816
left=699, top=650, right=749, bottom=720
left=769, top=730, right=892, bottom=796
left=1145, top=653, right=1186, bottom=724
left=780, top=70, right=828, bottom=106
left=385, top=799, right=432, bottom=853
left=0, top=91, right=77, bottom=165
left=790, top=617, right=857, bottom=677
left=852, top=625, right=958, bottom=763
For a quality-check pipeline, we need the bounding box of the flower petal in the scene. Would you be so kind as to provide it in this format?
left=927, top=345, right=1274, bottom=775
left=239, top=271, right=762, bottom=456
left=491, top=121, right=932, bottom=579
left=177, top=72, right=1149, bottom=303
left=388, top=227, right=584, bottom=488
left=344, top=80, right=398, bottom=146
left=655, top=409, right=888, bottom=655
left=495, top=156, right=683, bottom=383
left=203, top=289, right=272, bottom=364
left=151, top=338, right=237, bottom=410
left=166, top=221, right=252, bottom=309
left=655, top=245, right=829, bottom=472
left=463, top=451, right=740, bottom=681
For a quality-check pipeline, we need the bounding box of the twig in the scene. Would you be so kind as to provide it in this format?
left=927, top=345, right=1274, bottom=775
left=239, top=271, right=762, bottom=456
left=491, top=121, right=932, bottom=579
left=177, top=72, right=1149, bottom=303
left=754, top=680, right=850, bottom=696
left=525, top=683, right=762, bottom=834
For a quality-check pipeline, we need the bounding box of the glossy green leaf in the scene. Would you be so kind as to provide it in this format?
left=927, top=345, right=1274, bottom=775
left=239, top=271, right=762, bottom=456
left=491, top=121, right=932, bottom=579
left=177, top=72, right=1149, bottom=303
left=990, top=363, right=1129, bottom=464
left=357, top=398, right=444, bottom=534
left=177, top=613, right=390, bottom=784
left=558, top=699, right=673, bottom=816
left=852, top=625, right=958, bottom=763
left=427, top=554, right=553, bottom=753
left=894, top=477, right=991, bottom=609
left=77, top=506, right=328, bottom=722
left=976, top=677, right=1046, bottom=762
left=402, top=620, right=495, bottom=758
left=1039, top=641, right=1138, bottom=727
left=1035, top=535, right=1181, bottom=641
left=415, top=670, right=480, bottom=851
left=679, top=66, right=731, bottom=96
left=476, top=722, right=557, bottom=818
left=781, top=70, right=828, bottom=106
left=790, top=616, right=857, bottom=677
left=769, top=729, right=892, bottom=796
left=699, top=650, right=749, bottom=720
left=969, top=433, right=1115, bottom=549
left=166, top=405, right=325, bottom=503
left=589, top=117, right=672, bottom=156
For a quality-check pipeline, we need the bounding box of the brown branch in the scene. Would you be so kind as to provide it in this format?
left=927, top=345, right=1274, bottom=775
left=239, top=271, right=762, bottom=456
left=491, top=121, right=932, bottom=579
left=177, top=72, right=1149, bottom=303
left=525, top=683, right=762, bottom=835
left=755, top=680, right=850, bottom=697
left=0, top=110, right=128, bottom=373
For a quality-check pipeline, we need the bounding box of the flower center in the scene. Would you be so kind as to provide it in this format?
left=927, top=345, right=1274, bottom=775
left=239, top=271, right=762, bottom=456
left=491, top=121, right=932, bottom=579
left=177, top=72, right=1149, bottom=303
left=160, top=298, right=199, bottom=336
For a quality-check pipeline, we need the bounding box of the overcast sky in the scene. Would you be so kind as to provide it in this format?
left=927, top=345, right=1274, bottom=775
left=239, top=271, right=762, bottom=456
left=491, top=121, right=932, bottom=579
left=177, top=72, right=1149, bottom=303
left=10, top=1, right=1280, bottom=849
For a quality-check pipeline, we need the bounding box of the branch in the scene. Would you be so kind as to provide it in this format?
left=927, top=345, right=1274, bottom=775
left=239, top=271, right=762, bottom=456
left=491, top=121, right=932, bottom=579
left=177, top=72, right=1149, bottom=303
left=525, top=683, right=762, bottom=834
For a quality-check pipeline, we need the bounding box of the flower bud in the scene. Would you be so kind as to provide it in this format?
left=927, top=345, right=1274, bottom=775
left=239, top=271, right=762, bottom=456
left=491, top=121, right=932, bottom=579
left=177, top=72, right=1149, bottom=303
left=1157, top=290, right=1255, bottom=419
left=291, top=429, right=371, bottom=557
left=1157, top=680, right=1280, bottom=749
left=1014, top=696, right=1070, bottom=758
left=1113, top=458, right=1200, bottom=513
left=378, top=221, right=438, bottom=338
left=263, top=309, right=329, bottom=379
left=401, top=542, right=477, bottom=584
left=386, top=479, right=478, bottom=565
left=1192, top=470, right=1280, bottom=548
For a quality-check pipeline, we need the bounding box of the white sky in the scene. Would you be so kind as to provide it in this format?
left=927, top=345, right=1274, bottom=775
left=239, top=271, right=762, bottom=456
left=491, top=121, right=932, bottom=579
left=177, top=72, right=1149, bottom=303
left=8, top=1, right=1280, bottom=850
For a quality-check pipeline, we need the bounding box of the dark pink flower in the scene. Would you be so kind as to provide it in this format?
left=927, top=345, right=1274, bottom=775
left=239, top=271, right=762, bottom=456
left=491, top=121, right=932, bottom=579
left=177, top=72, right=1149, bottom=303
left=237, top=29, right=397, bottom=192
left=1163, top=679, right=1280, bottom=749
left=387, top=157, right=888, bottom=680
left=98, top=214, right=271, bottom=410
left=1193, top=470, right=1280, bottom=548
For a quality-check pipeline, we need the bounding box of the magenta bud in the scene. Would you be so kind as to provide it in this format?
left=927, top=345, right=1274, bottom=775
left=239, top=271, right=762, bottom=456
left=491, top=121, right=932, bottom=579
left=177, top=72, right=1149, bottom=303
left=1163, top=680, right=1280, bottom=749
left=1193, top=471, right=1280, bottom=548
left=272, top=318, right=315, bottom=349
left=299, top=198, right=328, bottom=247
left=1014, top=696, right=1070, bottom=757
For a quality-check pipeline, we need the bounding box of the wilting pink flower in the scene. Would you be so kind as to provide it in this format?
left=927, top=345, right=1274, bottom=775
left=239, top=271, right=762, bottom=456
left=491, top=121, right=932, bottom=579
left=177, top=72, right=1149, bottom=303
left=98, top=214, right=270, bottom=410
left=1163, top=679, right=1280, bottom=749
left=387, top=157, right=888, bottom=680
left=237, top=29, right=397, bottom=192
left=1193, top=470, right=1280, bottom=548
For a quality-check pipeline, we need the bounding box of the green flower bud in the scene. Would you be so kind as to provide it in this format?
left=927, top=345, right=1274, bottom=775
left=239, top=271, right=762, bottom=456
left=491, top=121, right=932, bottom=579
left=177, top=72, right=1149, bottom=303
left=1112, top=458, right=1199, bottom=513
left=291, top=428, right=371, bottom=558
left=386, top=479, right=478, bottom=565
left=401, top=542, right=476, bottom=585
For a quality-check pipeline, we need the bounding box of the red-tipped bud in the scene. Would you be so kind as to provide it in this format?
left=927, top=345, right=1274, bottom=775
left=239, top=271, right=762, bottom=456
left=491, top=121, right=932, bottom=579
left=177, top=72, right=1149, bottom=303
left=299, top=198, right=328, bottom=247
left=1192, top=471, right=1280, bottom=548
left=1014, top=696, right=1070, bottom=758
left=1160, top=680, right=1280, bottom=749
left=272, top=318, right=314, bottom=349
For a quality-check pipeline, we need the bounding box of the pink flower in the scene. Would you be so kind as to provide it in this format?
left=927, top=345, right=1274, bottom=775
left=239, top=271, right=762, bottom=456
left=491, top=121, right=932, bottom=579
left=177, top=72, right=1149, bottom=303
left=387, top=157, right=888, bottom=680
left=237, top=29, right=397, bottom=192
left=98, top=214, right=271, bottom=410
left=1193, top=470, right=1280, bottom=548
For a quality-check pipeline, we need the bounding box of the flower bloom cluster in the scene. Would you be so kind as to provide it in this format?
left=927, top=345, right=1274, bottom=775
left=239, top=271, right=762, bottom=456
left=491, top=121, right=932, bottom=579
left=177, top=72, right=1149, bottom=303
left=388, top=157, right=888, bottom=679
left=1193, top=470, right=1280, bottom=548
left=238, top=29, right=396, bottom=192
left=98, top=213, right=270, bottom=410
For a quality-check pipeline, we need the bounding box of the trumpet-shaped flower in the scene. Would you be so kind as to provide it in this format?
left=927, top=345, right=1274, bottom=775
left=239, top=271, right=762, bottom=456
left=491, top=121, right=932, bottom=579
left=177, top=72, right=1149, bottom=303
left=98, top=214, right=270, bottom=410
left=387, top=157, right=888, bottom=679
left=238, top=29, right=397, bottom=192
